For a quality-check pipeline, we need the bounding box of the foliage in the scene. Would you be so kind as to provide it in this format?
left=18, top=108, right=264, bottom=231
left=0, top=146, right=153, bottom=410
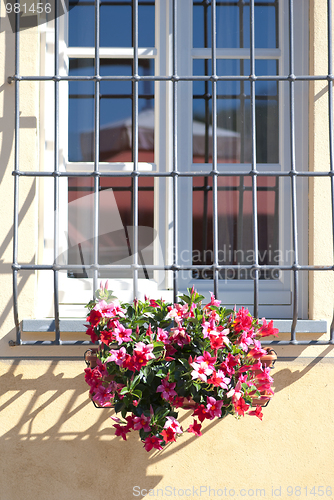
left=84, top=283, right=278, bottom=452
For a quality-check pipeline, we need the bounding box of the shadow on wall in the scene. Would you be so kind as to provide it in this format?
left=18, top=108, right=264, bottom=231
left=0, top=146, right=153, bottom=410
left=272, top=345, right=334, bottom=394
left=0, top=359, right=223, bottom=500
left=2, top=353, right=334, bottom=500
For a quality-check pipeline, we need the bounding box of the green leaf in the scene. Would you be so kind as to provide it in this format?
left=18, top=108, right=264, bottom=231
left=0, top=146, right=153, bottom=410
left=132, top=389, right=142, bottom=399
left=179, top=294, right=191, bottom=305
left=130, top=374, right=141, bottom=390
left=194, top=294, right=205, bottom=303
left=114, top=401, right=123, bottom=414
left=120, top=387, right=129, bottom=395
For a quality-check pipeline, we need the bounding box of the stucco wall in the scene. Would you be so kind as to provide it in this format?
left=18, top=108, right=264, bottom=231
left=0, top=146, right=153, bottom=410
left=1, top=1, right=334, bottom=500
left=1, top=358, right=334, bottom=500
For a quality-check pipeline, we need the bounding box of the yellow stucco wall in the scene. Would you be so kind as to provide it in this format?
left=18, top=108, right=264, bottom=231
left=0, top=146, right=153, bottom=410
left=1, top=358, right=334, bottom=500
left=1, top=1, right=334, bottom=500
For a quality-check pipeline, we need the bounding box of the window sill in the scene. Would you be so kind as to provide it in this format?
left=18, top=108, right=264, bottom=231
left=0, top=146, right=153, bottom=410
left=21, top=318, right=328, bottom=336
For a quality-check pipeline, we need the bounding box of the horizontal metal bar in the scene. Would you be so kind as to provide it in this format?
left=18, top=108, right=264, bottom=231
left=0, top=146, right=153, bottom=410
left=261, top=340, right=334, bottom=345
left=12, top=263, right=334, bottom=271
left=8, top=74, right=334, bottom=83
left=12, top=170, right=334, bottom=178
left=9, top=340, right=94, bottom=346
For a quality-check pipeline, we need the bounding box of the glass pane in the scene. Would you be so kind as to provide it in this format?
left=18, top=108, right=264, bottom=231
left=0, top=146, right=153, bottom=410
left=68, top=58, right=154, bottom=162
left=193, top=0, right=278, bottom=49
left=67, top=176, right=154, bottom=279
left=69, top=0, right=95, bottom=47
left=192, top=175, right=279, bottom=280
left=69, top=0, right=155, bottom=48
left=192, top=59, right=278, bottom=164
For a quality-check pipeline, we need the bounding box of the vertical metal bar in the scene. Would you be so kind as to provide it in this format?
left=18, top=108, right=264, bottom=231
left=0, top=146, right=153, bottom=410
left=202, top=1, right=209, bottom=268
left=238, top=1, right=245, bottom=274
left=54, top=0, right=61, bottom=344
left=172, top=0, right=178, bottom=303
left=327, top=0, right=334, bottom=342
left=250, top=0, right=259, bottom=317
left=132, top=0, right=139, bottom=299
left=12, top=7, right=21, bottom=345
left=93, top=0, right=100, bottom=297
left=211, top=0, right=219, bottom=297
left=289, top=0, right=299, bottom=341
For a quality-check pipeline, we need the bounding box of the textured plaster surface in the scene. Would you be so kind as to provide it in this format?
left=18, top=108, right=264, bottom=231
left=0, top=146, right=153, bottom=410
left=0, top=3, right=334, bottom=500
left=0, top=358, right=334, bottom=500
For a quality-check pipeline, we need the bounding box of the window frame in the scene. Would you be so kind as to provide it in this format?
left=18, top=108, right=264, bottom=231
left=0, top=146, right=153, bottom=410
left=37, top=0, right=309, bottom=320
left=11, top=0, right=334, bottom=346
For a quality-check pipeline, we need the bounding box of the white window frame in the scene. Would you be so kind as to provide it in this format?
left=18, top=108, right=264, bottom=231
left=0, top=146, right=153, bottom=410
left=36, top=0, right=309, bottom=320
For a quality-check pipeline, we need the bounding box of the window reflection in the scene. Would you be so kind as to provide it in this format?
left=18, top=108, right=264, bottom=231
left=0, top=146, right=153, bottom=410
left=68, top=59, right=154, bottom=162
left=192, top=176, right=280, bottom=280
left=67, top=177, right=154, bottom=279
left=193, top=0, right=278, bottom=49
left=193, top=59, right=279, bottom=164
left=69, top=0, right=155, bottom=48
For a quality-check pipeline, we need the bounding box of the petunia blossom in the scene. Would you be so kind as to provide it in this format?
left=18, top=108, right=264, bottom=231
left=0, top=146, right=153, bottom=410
left=248, top=405, right=264, bottom=420
left=187, top=419, right=202, bottom=436
left=143, top=436, right=164, bottom=452
left=114, top=323, right=133, bottom=345
left=205, top=396, right=225, bottom=419
left=190, top=361, right=213, bottom=382
left=156, top=377, right=177, bottom=401
left=106, top=346, right=127, bottom=366
left=133, top=413, right=151, bottom=432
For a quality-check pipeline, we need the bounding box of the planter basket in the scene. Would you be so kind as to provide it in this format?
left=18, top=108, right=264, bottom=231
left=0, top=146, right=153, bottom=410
left=84, top=346, right=277, bottom=409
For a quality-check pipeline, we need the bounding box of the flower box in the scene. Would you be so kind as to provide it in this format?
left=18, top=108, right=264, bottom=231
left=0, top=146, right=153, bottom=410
left=84, top=284, right=278, bottom=451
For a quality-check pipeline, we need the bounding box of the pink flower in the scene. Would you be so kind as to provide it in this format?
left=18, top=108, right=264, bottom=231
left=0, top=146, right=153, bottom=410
left=237, top=329, right=256, bottom=351
left=233, top=307, right=253, bottom=333
left=205, top=292, right=221, bottom=308
left=188, top=419, right=202, bottom=436
left=221, top=353, right=240, bottom=375
left=247, top=339, right=268, bottom=359
left=227, top=380, right=242, bottom=400
left=106, top=346, right=127, bottom=366
left=156, top=327, right=169, bottom=343
left=169, top=327, right=191, bottom=347
left=207, top=370, right=230, bottom=389
left=248, top=405, right=264, bottom=420
left=143, top=436, right=164, bottom=452
left=196, top=351, right=216, bottom=370
left=133, top=413, right=151, bottom=432
left=134, top=342, right=155, bottom=358
left=233, top=397, right=250, bottom=416
left=192, top=404, right=208, bottom=422
left=132, top=342, right=155, bottom=370
left=164, top=416, right=182, bottom=434
left=85, top=326, right=99, bottom=343
left=86, top=309, right=102, bottom=327
left=190, top=361, right=213, bottom=382
left=113, top=423, right=131, bottom=440
left=114, top=323, right=133, bottom=345
left=206, top=396, right=225, bottom=419
left=209, top=330, right=230, bottom=350
left=258, top=318, right=279, bottom=337
left=167, top=303, right=189, bottom=323
left=161, top=427, right=177, bottom=443
left=156, top=377, right=177, bottom=401
left=202, top=318, right=218, bottom=338
left=92, top=384, right=114, bottom=407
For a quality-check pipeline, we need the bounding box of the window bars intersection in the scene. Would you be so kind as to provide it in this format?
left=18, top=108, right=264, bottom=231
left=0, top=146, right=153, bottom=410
left=9, top=0, right=334, bottom=346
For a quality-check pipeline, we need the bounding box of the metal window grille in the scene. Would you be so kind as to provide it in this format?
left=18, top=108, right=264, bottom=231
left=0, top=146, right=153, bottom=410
left=10, top=0, right=334, bottom=346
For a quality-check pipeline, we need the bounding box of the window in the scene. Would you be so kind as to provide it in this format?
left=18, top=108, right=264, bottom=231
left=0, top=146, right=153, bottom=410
left=49, top=0, right=307, bottom=319
left=11, top=0, right=334, bottom=344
